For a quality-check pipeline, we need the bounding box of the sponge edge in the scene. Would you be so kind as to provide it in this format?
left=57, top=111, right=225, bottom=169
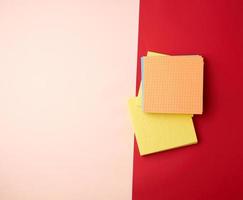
left=147, top=51, right=168, bottom=57
left=128, top=97, right=197, bottom=156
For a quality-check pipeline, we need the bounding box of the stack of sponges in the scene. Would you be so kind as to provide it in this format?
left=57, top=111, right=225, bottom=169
left=128, top=51, right=204, bottom=155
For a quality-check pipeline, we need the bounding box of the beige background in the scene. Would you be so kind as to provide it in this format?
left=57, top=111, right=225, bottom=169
left=0, top=0, right=139, bottom=199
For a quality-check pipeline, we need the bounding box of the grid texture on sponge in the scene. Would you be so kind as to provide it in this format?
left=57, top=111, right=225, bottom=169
left=143, top=55, right=203, bottom=114
left=128, top=97, right=197, bottom=155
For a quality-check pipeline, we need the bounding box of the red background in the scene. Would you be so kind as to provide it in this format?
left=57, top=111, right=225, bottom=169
left=133, top=0, right=243, bottom=199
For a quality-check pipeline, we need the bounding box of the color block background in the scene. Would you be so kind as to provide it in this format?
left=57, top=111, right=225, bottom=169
left=133, top=0, right=243, bottom=199
left=0, top=1, right=139, bottom=199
